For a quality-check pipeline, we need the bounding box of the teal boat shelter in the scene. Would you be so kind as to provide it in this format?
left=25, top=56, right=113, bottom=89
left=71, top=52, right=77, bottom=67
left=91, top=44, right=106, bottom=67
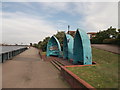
left=63, top=34, right=74, bottom=60
left=46, top=36, right=61, bottom=57
left=73, top=29, right=92, bottom=65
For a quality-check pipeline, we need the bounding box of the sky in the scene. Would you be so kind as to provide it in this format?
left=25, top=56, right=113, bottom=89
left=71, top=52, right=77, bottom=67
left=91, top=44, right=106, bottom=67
left=1, top=2, right=118, bottom=45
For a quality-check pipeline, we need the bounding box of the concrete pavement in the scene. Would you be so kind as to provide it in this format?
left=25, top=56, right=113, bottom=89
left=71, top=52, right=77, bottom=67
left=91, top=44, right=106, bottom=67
left=2, top=47, right=70, bottom=88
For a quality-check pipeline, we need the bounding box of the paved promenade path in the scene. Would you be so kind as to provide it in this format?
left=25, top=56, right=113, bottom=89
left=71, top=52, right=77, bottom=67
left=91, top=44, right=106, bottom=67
left=3, top=47, right=70, bottom=88
left=91, top=44, right=120, bottom=54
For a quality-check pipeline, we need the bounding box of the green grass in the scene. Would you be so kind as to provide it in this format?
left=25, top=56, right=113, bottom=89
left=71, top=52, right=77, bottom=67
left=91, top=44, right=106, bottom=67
left=41, top=52, right=46, bottom=55
left=67, top=47, right=119, bottom=88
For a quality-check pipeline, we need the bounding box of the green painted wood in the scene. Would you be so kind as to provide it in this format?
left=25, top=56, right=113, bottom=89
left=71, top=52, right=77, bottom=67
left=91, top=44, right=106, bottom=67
left=73, top=29, right=92, bottom=65
left=46, top=36, right=61, bottom=57
left=63, top=34, right=74, bottom=60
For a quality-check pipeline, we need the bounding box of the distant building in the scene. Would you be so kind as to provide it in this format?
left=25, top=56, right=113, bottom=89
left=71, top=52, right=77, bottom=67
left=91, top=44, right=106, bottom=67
left=87, top=32, right=97, bottom=39
left=67, top=31, right=76, bottom=37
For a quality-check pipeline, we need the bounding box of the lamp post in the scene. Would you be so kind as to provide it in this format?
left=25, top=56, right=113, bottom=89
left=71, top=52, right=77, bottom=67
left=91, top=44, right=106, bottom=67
left=68, top=25, right=70, bottom=34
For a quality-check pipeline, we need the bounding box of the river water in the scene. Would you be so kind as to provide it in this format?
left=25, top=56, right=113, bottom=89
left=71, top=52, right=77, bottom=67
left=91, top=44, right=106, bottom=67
left=0, top=46, right=27, bottom=54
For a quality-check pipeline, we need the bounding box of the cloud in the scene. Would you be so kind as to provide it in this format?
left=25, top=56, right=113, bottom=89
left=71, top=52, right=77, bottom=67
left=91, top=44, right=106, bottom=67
left=55, top=20, right=69, bottom=31
left=40, top=3, right=71, bottom=14
left=2, top=2, right=118, bottom=45
left=76, top=2, right=118, bottom=32
left=37, top=2, right=118, bottom=32
left=2, top=12, right=57, bottom=44
left=3, top=0, right=119, bottom=2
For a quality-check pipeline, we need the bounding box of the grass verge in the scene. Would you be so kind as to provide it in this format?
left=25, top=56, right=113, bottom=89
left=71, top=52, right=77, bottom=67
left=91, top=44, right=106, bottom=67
left=67, top=47, right=119, bottom=88
left=41, top=52, right=46, bottom=55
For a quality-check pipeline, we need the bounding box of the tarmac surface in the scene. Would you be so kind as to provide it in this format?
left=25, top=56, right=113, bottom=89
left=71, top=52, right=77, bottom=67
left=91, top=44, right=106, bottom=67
left=2, top=47, right=70, bottom=88
left=91, top=44, right=120, bottom=54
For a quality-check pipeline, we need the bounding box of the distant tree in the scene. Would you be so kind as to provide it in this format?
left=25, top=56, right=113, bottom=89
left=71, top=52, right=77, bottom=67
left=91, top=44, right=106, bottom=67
left=33, top=43, right=39, bottom=48
left=107, top=26, right=118, bottom=39
left=117, top=29, right=120, bottom=39
left=54, top=31, right=65, bottom=51
left=91, top=26, right=118, bottom=44
left=118, top=29, right=120, bottom=33
left=38, top=41, right=42, bottom=45
left=38, top=37, right=50, bottom=52
left=37, top=31, right=65, bottom=52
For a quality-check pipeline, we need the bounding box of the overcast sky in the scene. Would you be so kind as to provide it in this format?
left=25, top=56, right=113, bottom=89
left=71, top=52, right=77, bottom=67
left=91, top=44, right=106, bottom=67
left=2, top=2, right=118, bottom=45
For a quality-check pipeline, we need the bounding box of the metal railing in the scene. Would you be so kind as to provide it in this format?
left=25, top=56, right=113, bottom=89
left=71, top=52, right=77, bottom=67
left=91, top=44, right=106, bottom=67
left=0, top=47, right=28, bottom=63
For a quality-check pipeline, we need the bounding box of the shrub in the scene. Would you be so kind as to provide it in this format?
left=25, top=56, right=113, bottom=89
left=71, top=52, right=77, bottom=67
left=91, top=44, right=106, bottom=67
left=103, top=39, right=120, bottom=45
